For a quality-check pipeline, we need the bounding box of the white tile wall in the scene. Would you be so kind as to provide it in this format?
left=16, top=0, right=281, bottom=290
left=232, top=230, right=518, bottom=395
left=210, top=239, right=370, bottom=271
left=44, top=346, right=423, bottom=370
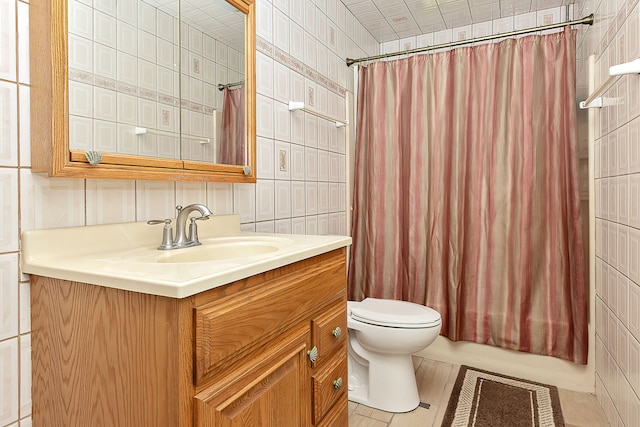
left=134, top=180, right=176, bottom=221
left=0, top=0, right=16, bottom=82
left=0, top=255, right=19, bottom=344
left=85, top=179, right=136, bottom=225
left=0, top=338, right=19, bottom=425
left=274, top=218, right=292, bottom=233
left=305, top=181, right=318, bottom=215
left=19, top=334, right=30, bottom=419
left=291, top=181, right=306, bottom=217
left=0, top=170, right=19, bottom=253
left=257, top=137, right=275, bottom=179
left=256, top=1, right=273, bottom=42
left=256, top=94, right=275, bottom=138
left=275, top=180, right=292, bottom=219
left=580, top=0, right=640, bottom=423
left=255, top=179, right=275, bottom=221
left=175, top=181, right=207, bottom=208
left=273, top=61, right=290, bottom=103
left=18, top=86, right=30, bottom=168
left=274, top=101, right=291, bottom=142
left=255, top=220, right=275, bottom=233
left=291, top=216, right=306, bottom=234
left=20, top=171, right=87, bottom=230
left=305, top=214, right=318, bottom=234
left=304, top=147, right=318, bottom=180
left=233, top=183, right=257, bottom=224
left=206, top=182, right=234, bottom=215
left=256, top=52, right=274, bottom=97
left=0, top=82, right=19, bottom=166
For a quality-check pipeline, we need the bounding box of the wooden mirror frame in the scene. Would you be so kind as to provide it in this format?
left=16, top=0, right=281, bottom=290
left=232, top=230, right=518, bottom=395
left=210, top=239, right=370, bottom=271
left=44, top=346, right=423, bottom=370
left=30, top=0, right=256, bottom=183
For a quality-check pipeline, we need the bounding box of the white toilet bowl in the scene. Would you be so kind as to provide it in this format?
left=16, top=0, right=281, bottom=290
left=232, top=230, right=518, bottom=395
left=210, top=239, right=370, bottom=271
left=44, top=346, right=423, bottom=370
left=347, top=298, right=442, bottom=413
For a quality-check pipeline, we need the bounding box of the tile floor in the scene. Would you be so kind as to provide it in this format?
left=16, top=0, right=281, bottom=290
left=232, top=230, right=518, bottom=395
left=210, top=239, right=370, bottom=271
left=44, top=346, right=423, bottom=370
left=347, top=357, right=610, bottom=427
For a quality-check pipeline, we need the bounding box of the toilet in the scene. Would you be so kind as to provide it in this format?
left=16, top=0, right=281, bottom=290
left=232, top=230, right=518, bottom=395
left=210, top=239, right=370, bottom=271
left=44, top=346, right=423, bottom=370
left=347, top=298, right=442, bottom=413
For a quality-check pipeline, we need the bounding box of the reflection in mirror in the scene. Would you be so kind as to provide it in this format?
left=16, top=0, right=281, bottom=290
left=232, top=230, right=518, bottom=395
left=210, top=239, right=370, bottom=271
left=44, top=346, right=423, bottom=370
left=178, top=0, right=246, bottom=166
left=67, top=0, right=247, bottom=166
left=218, top=82, right=246, bottom=165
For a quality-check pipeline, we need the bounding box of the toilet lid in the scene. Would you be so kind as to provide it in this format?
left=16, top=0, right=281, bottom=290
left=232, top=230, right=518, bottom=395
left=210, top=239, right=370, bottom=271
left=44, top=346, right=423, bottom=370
left=350, top=298, right=441, bottom=328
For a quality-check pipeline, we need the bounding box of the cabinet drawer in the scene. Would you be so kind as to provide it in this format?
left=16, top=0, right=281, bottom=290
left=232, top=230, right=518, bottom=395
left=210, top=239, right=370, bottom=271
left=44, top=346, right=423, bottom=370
left=311, top=301, right=347, bottom=365
left=312, top=347, right=348, bottom=424
left=194, top=252, right=346, bottom=385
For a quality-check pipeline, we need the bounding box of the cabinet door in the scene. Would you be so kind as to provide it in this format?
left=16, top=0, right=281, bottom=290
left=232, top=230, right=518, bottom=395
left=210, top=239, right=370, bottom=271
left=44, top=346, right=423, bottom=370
left=194, top=334, right=312, bottom=427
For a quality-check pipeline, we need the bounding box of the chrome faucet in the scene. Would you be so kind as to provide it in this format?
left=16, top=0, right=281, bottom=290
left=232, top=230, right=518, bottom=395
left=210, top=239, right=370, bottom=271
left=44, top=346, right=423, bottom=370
left=147, top=204, right=213, bottom=250
left=173, top=204, right=213, bottom=248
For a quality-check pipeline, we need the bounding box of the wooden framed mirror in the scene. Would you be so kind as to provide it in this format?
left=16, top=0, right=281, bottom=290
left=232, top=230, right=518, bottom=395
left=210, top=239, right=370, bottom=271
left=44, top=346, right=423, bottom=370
left=30, top=0, right=256, bottom=182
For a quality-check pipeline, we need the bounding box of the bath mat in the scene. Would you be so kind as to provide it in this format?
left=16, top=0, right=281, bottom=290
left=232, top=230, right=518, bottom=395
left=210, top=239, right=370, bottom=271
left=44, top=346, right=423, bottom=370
left=442, top=365, right=565, bottom=427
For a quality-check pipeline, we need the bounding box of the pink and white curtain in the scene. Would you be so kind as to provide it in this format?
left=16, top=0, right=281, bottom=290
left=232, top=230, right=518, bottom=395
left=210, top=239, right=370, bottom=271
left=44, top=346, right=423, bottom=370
left=219, top=87, right=245, bottom=165
left=348, top=28, right=588, bottom=364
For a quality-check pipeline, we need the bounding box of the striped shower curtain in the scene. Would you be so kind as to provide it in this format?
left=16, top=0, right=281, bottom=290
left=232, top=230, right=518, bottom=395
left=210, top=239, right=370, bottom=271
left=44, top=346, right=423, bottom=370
left=348, top=28, right=588, bottom=364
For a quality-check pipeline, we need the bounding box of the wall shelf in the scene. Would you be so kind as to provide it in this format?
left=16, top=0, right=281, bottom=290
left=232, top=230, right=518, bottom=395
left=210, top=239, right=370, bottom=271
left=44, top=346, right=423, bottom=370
left=288, top=101, right=348, bottom=127
left=134, top=127, right=210, bottom=144
left=580, top=58, right=640, bottom=109
left=610, top=58, right=640, bottom=75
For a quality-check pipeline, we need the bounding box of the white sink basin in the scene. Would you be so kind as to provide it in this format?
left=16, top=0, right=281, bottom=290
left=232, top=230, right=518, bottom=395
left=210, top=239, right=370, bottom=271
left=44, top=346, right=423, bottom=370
left=157, top=243, right=279, bottom=263
left=117, top=236, right=293, bottom=264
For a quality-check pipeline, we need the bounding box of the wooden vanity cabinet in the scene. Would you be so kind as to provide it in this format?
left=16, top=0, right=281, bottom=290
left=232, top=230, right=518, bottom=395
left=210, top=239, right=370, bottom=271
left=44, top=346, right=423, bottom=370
left=30, top=248, right=348, bottom=426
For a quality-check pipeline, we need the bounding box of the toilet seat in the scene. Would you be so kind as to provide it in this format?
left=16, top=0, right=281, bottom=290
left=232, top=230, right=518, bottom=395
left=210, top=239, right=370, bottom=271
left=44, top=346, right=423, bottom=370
left=350, top=298, right=441, bottom=328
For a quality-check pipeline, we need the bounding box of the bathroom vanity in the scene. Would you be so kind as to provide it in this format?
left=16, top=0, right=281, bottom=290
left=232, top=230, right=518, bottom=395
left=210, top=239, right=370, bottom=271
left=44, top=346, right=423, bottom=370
left=22, top=216, right=351, bottom=426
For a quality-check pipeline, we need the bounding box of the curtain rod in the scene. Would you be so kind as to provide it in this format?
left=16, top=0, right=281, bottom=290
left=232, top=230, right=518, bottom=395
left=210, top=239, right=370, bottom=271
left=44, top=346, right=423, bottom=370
left=346, top=13, right=594, bottom=67
left=218, top=80, right=244, bottom=91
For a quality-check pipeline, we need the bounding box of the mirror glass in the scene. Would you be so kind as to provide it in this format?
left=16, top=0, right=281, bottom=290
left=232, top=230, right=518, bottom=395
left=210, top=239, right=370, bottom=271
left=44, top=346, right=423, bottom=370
left=179, top=0, right=246, bottom=166
left=67, top=0, right=247, bottom=167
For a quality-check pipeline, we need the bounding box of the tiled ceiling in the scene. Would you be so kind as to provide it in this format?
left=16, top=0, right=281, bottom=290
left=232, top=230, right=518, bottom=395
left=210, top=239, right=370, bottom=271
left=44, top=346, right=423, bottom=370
left=343, top=0, right=574, bottom=42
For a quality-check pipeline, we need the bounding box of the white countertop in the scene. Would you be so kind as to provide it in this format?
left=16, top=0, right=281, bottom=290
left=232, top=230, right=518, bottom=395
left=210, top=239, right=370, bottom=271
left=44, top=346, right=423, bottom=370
left=21, top=215, right=352, bottom=298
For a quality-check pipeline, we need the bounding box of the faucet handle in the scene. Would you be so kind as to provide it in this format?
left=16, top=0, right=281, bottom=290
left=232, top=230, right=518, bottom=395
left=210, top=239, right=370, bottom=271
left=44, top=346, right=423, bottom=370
left=187, top=215, right=210, bottom=245
left=147, top=219, right=171, bottom=226
left=146, top=219, right=175, bottom=250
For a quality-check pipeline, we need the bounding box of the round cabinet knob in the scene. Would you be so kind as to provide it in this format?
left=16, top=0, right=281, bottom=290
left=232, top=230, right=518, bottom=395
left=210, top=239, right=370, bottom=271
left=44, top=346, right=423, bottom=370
left=307, top=346, right=318, bottom=363
left=333, top=377, right=343, bottom=390
left=332, top=327, right=342, bottom=339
